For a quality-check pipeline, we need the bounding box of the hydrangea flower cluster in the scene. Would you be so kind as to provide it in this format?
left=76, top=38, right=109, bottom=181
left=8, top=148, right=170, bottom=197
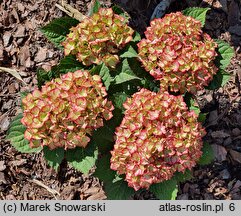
left=110, top=89, right=205, bottom=191
left=138, top=12, right=218, bottom=94
left=62, top=8, right=134, bottom=68
left=21, top=70, right=114, bottom=150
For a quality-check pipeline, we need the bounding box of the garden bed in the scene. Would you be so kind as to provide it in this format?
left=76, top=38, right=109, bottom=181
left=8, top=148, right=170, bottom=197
left=0, top=0, right=241, bottom=200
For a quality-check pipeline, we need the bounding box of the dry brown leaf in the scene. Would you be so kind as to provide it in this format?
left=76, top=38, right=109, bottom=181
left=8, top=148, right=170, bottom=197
left=0, top=66, right=26, bottom=85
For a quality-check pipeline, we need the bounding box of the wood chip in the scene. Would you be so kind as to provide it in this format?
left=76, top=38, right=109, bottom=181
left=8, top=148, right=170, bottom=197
left=9, top=159, right=27, bottom=167
left=219, top=169, right=231, bottom=180
left=84, top=187, right=100, bottom=196
left=177, top=193, right=189, bottom=200
left=17, top=2, right=25, bottom=12
left=19, top=46, right=32, bottom=68
left=0, top=161, right=6, bottom=172
left=5, top=195, right=16, bottom=200
left=232, top=128, right=241, bottom=137
left=60, top=186, right=76, bottom=200
left=211, top=130, right=230, bottom=139
left=228, top=25, right=241, bottom=36
left=228, top=0, right=240, bottom=26
left=229, top=149, right=241, bottom=163
left=34, top=47, right=47, bottom=63
left=207, top=110, right=218, bottom=124
left=211, top=144, right=227, bottom=162
left=0, top=115, right=10, bottom=132
left=0, top=172, right=7, bottom=184
left=86, top=191, right=106, bottom=200
left=3, top=31, right=12, bottom=47
left=14, top=25, right=26, bottom=38
left=11, top=8, right=20, bottom=23
left=223, top=137, right=232, bottom=146
left=219, top=0, right=228, bottom=13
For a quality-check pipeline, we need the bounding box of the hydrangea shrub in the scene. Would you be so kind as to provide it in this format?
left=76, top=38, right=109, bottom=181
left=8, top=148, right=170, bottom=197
left=110, top=89, right=205, bottom=191
left=138, top=12, right=218, bottom=94
left=7, top=3, right=234, bottom=200
left=21, top=70, right=114, bottom=150
left=62, top=8, right=134, bottom=68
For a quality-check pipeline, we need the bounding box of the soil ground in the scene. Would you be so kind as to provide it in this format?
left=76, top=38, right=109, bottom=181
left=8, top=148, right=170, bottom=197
left=0, top=0, right=241, bottom=200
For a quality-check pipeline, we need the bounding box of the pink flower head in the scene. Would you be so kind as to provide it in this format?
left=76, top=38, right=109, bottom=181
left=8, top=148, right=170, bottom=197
left=110, top=89, right=205, bottom=190
left=21, top=70, right=114, bottom=150
left=62, top=8, right=134, bottom=68
left=138, top=12, right=218, bottom=94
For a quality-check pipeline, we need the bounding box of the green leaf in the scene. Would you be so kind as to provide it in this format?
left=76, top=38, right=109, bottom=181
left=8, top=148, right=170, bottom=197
left=94, top=154, right=135, bottom=200
left=91, top=124, right=114, bottom=153
left=20, top=92, right=29, bottom=109
left=120, top=45, right=138, bottom=58
left=206, top=40, right=233, bottom=90
left=132, top=31, right=141, bottom=42
left=198, top=142, right=214, bottom=165
left=141, top=78, right=160, bottom=93
left=105, top=175, right=135, bottom=200
left=57, top=55, right=86, bottom=74
left=37, top=68, right=53, bottom=88
left=6, top=114, right=42, bottom=153
left=94, top=154, right=116, bottom=183
left=173, top=169, right=193, bottom=183
left=43, top=147, right=64, bottom=170
left=111, top=92, right=129, bottom=112
left=85, top=113, right=118, bottom=162
left=91, top=63, right=112, bottom=90
left=39, top=55, right=87, bottom=84
left=206, top=69, right=230, bottom=90
left=99, top=64, right=112, bottom=90
left=115, top=59, right=141, bottom=84
left=184, top=93, right=200, bottom=115
left=215, top=39, right=234, bottom=70
left=190, top=101, right=200, bottom=115
left=50, top=55, right=87, bottom=81
left=20, top=91, right=29, bottom=99
left=112, top=5, right=131, bottom=20
left=184, top=93, right=207, bottom=122
left=149, top=178, right=178, bottom=200
left=88, top=0, right=101, bottom=16
left=40, top=17, right=79, bottom=48
left=91, top=109, right=122, bottom=154
left=66, top=143, right=98, bottom=174
left=182, top=7, right=210, bottom=26
left=198, top=112, right=207, bottom=123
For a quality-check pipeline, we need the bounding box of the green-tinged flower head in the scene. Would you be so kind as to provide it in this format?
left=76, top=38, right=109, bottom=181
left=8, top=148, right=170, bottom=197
left=110, top=89, right=205, bottom=191
left=137, top=12, right=218, bottom=94
left=62, top=8, right=134, bottom=68
left=21, top=70, right=114, bottom=150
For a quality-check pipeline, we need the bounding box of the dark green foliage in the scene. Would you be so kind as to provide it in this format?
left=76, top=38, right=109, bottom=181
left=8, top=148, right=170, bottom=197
left=198, top=142, right=214, bottom=165
left=94, top=154, right=135, bottom=200
left=149, top=179, right=178, bottom=200
left=43, top=147, right=65, bottom=170
left=66, top=143, right=98, bottom=174
left=6, top=114, right=42, bottom=153
left=182, top=7, right=210, bottom=26
left=40, top=17, right=79, bottom=48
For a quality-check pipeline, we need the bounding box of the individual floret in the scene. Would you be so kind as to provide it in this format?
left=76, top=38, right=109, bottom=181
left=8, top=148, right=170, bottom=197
left=62, top=8, right=134, bottom=68
left=110, top=89, right=205, bottom=191
left=138, top=12, right=218, bottom=94
left=21, top=70, right=114, bottom=150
